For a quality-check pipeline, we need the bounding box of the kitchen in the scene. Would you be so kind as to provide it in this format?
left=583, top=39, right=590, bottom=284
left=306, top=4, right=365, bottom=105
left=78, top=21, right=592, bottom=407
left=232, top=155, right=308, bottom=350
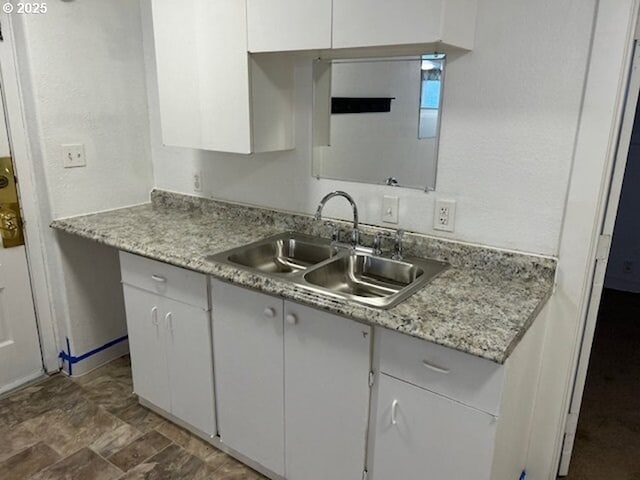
left=0, top=1, right=636, bottom=479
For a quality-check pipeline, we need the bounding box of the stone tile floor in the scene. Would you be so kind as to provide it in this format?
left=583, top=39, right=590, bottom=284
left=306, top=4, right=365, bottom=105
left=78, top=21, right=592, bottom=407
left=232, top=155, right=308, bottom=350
left=0, top=356, right=266, bottom=480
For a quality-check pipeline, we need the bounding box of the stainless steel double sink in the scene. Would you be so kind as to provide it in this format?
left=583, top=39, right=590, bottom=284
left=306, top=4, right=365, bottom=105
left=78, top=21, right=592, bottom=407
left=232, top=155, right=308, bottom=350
left=206, top=232, right=448, bottom=309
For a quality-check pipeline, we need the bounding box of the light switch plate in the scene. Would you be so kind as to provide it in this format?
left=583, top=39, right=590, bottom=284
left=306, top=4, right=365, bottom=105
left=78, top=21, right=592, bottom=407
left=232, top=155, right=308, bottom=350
left=382, top=195, right=399, bottom=224
left=62, top=144, right=86, bottom=168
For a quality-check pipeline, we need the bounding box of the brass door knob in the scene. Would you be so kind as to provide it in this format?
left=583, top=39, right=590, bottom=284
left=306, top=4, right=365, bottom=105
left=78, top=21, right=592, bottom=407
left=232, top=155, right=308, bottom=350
left=0, top=208, right=19, bottom=239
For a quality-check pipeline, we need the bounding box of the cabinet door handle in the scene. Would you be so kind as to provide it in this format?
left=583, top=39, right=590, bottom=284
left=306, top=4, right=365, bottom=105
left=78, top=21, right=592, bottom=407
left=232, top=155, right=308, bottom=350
left=285, top=313, right=297, bottom=325
left=165, top=312, right=173, bottom=334
left=151, top=306, right=159, bottom=326
left=151, top=274, right=167, bottom=283
left=264, top=307, right=276, bottom=318
left=421, top=359, right=450, bottom=374
left=391, top=399, right=399, bottom=426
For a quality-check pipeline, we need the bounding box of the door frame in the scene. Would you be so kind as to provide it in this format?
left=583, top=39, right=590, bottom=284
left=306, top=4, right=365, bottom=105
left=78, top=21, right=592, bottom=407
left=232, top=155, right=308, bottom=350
left=0, top=13, right=59, bottom=373
left=523, top=1, right=640, bottom=478
left=557, top=36, right=640, bottom=475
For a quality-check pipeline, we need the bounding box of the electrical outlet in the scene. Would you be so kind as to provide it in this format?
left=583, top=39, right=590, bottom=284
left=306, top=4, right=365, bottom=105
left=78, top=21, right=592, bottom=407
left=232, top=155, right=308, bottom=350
left=193, top=170, right=203, bottom=193
left=62, top=144, right=86, bottom=168
left=382, top=195, right=399, bottom=224
left=434, top=199, right=456, bottom=232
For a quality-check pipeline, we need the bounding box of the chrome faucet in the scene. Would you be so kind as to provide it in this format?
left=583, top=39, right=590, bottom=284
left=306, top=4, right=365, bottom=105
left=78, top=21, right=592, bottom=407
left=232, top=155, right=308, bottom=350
left=314, top=191, right=360, bottom=246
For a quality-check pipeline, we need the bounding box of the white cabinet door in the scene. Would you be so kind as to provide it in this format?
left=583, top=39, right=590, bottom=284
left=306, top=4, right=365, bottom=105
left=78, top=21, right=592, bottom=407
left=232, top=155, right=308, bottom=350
left=122, top=285, right=170, bottom=414
left=212, top=280, right=285, bottom=476
left=284, top=302, right=371, bottom=480
left=333, top=0, right=443, bottom=49
left=151, top=0, right=252, bottom=153
left=369, top=374, right=497, bottom=480
left=332, top=0, right=477, bottom=50
left=151, top=0, right=294, bottom=154
left=165, top=297, right=216, bottom=437
left=247, top=0, right=332, bottom=52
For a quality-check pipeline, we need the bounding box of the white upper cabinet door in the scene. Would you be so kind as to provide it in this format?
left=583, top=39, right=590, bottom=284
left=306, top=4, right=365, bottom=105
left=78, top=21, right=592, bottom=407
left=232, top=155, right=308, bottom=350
left=164, top=297, right=216, bottom=437
left=247, top=0, right=332, bottom=52
left=333, top=0, right=477, bottom=50
left=284, top=302, right=371, bottom=480
left=369, top=374, right=497, bottom=480
left=151, top=0, right=252, bottom=153
left=212, top=280, right=285, bottom=476
left=122, top=286, right=171, bottom=414
left=151, top=0, right=294, bottom=154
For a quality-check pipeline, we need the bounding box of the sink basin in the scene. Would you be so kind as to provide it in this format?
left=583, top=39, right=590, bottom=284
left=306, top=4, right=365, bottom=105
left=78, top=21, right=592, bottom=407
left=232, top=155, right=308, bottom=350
left=304, top=253, right=448, bottom=308
left=206, top=232, right=449, bottom=309
left=208, top=233, right=336, bottom=275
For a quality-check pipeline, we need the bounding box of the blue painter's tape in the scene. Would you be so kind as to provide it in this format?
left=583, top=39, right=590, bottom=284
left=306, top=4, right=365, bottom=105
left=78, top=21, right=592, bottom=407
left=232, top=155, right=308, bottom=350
left=59, top=335, right=128, bottom=375
left=65, top=337, right=72, bottom=376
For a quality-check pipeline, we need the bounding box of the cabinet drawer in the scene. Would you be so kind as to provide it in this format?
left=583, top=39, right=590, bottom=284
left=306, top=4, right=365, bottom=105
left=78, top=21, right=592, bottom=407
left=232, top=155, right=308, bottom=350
left=376, top=328, right=504, bottom=415
left=120, top=252, right=208, bottom=310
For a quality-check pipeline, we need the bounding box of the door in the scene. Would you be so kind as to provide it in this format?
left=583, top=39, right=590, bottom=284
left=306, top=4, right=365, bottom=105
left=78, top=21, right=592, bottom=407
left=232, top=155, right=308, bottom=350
left=0, top=82, right=42, bottom=394
left=212, top=280, right=285, bottom=475
left=557, top=41, right=640, bottom=475
left=369, top=373, right=496, bottom=480
left=122, top=285, right=171, bottom=413
left=165, top=296, right=217, bottom=437
left=284, top=302, right=371, bottom=480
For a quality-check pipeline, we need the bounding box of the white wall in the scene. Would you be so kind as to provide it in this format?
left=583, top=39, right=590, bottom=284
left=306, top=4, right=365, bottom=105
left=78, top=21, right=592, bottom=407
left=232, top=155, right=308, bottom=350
left=142, top=0, right=595, bottom=256
left=13, top=0, right=154, bottom=374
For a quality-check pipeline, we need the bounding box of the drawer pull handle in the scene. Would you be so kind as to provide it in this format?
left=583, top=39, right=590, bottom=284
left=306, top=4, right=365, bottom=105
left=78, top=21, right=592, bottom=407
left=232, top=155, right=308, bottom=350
left=151, top=306, right=159, bottom=326
left=264, top=307, right=276, bottom=318
left=286, top=313, right=298, bottom=325
left=151, top=274, right=167, bottom=283
left=165, top=312, right=173, bottom=334
left=391, top=399, right=399, bottom=425
left=422, top=360, right=450, bottom=374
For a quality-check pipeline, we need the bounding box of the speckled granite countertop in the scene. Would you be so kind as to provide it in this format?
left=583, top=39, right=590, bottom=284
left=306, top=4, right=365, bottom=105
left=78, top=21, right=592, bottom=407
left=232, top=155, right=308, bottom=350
left=51, top=190, right=556, bottom=364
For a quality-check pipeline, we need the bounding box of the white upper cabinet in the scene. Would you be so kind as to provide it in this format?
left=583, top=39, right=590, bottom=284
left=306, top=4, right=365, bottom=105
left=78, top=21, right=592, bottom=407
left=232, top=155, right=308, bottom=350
left=247, top=0, right=332, bottom=52
left=246, top=0, right=477, bottom=53
left=332, top=0, right=477, bottom=50
left=151, top=0, right=294, bottom=154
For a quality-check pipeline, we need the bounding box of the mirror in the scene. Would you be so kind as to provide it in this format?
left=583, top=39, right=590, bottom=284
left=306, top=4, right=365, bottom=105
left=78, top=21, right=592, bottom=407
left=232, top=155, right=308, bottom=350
left=312, top=54, right=445, bottom=190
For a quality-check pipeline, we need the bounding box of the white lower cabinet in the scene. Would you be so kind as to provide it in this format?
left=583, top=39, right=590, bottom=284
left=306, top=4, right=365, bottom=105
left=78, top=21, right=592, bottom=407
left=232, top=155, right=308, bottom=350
left=284, top=303, right=371, bottom=480
left=369, top=373, right=497, bottom=480
left=212, top=280, right=372, bottom=480
left=121, top=253, right=541, bottom=480
left=164, top=297, right=217, bottom=436
left=212, top=280, right=285, bottom=476
left=122, top=286, right=171, bottom=414
left=120, top=253, right=216, bottom=438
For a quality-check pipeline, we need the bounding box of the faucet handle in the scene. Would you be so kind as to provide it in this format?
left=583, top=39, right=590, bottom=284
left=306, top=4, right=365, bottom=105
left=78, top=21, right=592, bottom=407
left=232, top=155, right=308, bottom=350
left=327, top=222, right=340, bottom=242
left=392, top=229, right=405, bottom=260
left=373, top=231, right=392, bottom=256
